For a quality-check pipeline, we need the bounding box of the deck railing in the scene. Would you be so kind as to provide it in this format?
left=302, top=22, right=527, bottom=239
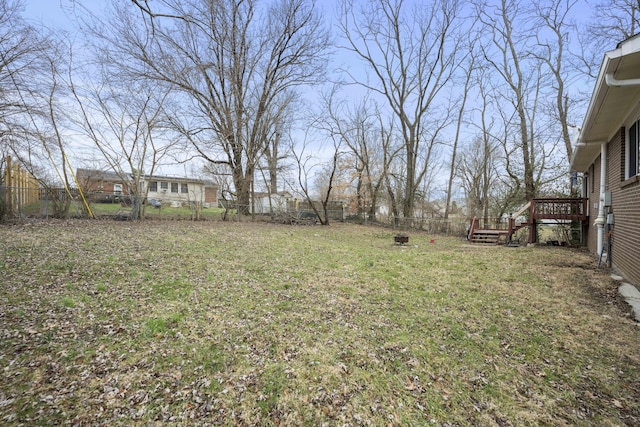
left=531, top=198, right=587, bottom=221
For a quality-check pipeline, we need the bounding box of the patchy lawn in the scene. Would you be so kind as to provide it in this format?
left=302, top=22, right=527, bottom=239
left=1, top=220, right=639, bottom=426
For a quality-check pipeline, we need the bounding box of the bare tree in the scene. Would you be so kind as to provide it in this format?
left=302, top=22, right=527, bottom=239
left=0, top=0, right=52, bottom=174
left=458, top=114, right=499, bottom=222
left=202, top=162, right=236, bottom=220
left=444, top=41, right=475, bottom=219
left=533, top=0, right=579, bottom=164
left=37, top=45, right=87, bottom=218
left=259, top=92, right=296, bottom=196
left=345, top=101, right=387, bottom=221
left=290, top=127, right=342, bottom=226
left=69, top=73, right=174, bottom=219
left=99, top=0, right=330, bottom=215
left=474, top=0, right=570, bottom=201
left=317, top=91, right=386, bottom=221
left=590, top=0, right=640, bottom=44
left=475, top=0, right=535, bottom=200
left=0, top=1, right=84, bottom=218
left=574, top=1, right=640, bottom=96
left=338, top=0, right=462, bottom=219
left=379, top=127, right=403, bottom=225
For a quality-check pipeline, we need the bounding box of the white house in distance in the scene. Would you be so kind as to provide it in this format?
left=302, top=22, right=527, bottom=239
left=250, top=191, right=294, bottom=214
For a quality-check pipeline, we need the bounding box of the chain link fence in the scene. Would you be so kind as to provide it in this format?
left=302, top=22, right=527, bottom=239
left=1, top=186, right=90, bottom=221
left=354, top=214, right=471, bottom=238
left=2, top=185, right=472, bottom=236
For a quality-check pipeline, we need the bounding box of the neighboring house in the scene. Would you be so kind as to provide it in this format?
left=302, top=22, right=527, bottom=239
left=76, top=169, right=130, bottom=203
left=145, top=175, right=217, bottom=207
left=571, top=33, right=640, bottom=285
left=77, top=168, right=218, bottom=207
left=251, top=192, right=293, bottom=214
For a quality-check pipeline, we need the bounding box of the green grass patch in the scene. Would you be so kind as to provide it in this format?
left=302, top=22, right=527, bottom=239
left=151, top=276, right=192, bottom=300
left=60, top=296, right=75, bottom=308
left=90, top=203, right=229, bottom=219
left=143, top=312, right=185, bottom=337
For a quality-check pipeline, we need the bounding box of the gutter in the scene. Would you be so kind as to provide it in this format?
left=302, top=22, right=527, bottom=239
left=605, top=73, right=640, bottom=87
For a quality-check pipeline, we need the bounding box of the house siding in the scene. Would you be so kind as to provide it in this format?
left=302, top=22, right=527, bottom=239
left=609, top=127, right=640, bottom=285
left=146, top=184, right=205, bottom=204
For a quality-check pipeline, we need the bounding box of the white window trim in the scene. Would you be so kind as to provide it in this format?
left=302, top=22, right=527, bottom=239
left=624, top=103, right=640, bottom=179
left=626, top=117, right=640, bottom=179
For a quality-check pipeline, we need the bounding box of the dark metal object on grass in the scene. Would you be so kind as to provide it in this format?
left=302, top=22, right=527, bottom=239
left=394, top=234, right=409, bottom=245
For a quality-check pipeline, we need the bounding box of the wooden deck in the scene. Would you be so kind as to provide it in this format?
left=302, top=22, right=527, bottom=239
left=469, top=198, right=588, bottom=245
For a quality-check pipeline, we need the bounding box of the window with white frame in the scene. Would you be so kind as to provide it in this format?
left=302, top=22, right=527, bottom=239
left=629, top=119, right=640, bottom=179
left=113, top=184, right=123, bottom=195
left=149, top=181, right=158, bottom=192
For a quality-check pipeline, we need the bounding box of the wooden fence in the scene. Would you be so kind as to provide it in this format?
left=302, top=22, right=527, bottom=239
left=2, top=155, right=41, bottom=217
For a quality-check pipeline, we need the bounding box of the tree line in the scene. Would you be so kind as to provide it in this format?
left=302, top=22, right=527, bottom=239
left=1, top=0, right=638, bottom=222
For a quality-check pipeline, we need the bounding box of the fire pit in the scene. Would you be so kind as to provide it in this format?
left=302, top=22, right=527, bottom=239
left=394, top=233, right=409, bottom=245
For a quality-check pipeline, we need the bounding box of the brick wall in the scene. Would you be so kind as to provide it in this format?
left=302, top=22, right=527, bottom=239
left=586, top=128, right=640, bottom=285
left=609, top=127, right=640, bottom=285
left=83, top=179, right=129, bottom=196
left=204, top=186, right=218, bottom=204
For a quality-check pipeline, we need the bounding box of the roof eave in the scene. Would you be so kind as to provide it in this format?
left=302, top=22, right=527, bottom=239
left=572, top=34, right=640, bottom=172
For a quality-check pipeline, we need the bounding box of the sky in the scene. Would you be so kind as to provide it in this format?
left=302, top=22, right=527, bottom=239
left=18, top=0, right=342, bottom=180
left=23, top=0, right=80, bottom=27
left=16, top=0, right=603, bottom=193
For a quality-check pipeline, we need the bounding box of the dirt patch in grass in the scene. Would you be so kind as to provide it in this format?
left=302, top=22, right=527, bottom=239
left=1, top=220, right=639, bottom=426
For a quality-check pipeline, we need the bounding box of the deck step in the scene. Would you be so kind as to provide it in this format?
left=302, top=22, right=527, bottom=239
left=471, top=229, right=508, bottom=244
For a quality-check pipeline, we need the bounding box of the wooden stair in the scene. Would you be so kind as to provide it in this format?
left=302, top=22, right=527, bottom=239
left=470, top=229, right=508, bottom=244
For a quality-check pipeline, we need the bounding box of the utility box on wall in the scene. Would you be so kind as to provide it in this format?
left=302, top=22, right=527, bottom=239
left=604, top=191, right=612, bottom=207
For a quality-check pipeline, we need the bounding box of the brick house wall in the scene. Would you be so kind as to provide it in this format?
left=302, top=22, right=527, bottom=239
left=571, top=34, right=640, bottom=287
left=85, top=180, right=129, bottom=195
left=586, top=128, right=640, bottom=285
left=77, top=169, right=130, bottom=201
left=608, top=127, right=640, bottom=285
left=205, top=186, right=218, bottom=204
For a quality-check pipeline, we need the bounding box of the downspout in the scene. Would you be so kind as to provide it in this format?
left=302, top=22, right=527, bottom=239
left=594, top=143, right=607, bottom=256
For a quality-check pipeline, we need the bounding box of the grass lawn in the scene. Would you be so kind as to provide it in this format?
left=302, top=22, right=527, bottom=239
left=1, top=220, right=639, bottom=426
left=90, top=203, right=233, bottom=220
left=21, top=201, right=234, bottom=221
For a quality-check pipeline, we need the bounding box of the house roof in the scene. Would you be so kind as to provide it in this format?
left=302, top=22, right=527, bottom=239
left=76, top=168, right=122, bottom=181
left=571, top=33, right=640, bottom=172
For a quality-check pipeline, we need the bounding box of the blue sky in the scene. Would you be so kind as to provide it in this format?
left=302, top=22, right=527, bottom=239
left=23, top=0, right=75, bottom=27
left=16, top=0, right=603, bottom=191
